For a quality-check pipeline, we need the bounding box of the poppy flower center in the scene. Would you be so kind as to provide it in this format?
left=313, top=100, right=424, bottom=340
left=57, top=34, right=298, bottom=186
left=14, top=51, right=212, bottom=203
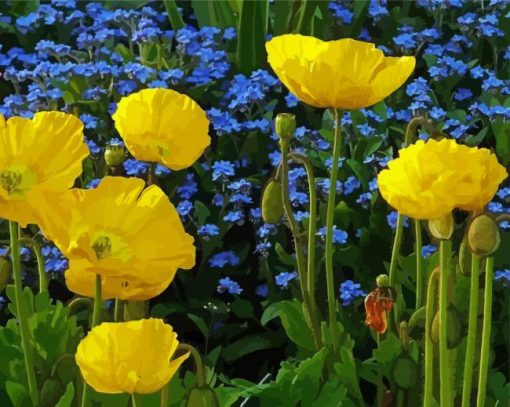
left=0, top=165, right=38, bottom=199
left=89, top=232, right=132, bottom=263
left=91, top=235, right=112, bottom=260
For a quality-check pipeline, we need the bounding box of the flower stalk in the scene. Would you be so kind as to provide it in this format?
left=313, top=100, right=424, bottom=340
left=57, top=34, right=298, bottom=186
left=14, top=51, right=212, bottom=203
left=19, top=237, right=47, bottom=293
left=388, top=213, right=405, bottom=331
left=279, top=137, right=322, bottom=350
left=461, top=253, right=480, bottom=407
left=439, top=239, right=453, bottom=407
left=414, top=219, right=423, bottom=309
left=424, top=268, right=439, bottom=406
left=477, top=256, right=494, bottom=407
left=324, top=108, right=343, bottom=352
left=9, top=221, right=39, bottom=406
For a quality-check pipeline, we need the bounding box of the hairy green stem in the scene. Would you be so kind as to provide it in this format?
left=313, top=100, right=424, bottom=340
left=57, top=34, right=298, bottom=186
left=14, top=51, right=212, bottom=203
left=290, top=153, right=318, bottom=315
left=415, top=220, right=424, bottom=309
left=461, top=254, right=480, bottom=407
left=325, top=109, right=342, bottom=352
left=81, top=274, right=102, bottom=407
left=114, top=299, right=124, bottom=322
left=280, top=140, right=322, bottom=350
left=439, top=240, right=452, bottom=407
left=477, top=256, right=494, bottom=407
left=424, top=268, right=439, bottom=406
left=376, top=334, right=383, bottom=407
left=178, top=343, right=206, bottom=387
left=388, top=213, right=405, bottom=331
left=67, top=297, right=93, bottom=315
left=131, top=393, right=141, bottom=407
left=19, top=237, right=47, bottom=293
left=9, top=222, right=39, bottom=406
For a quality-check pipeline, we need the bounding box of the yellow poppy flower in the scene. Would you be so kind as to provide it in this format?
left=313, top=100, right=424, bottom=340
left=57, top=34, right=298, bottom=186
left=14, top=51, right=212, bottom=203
left=0, top=112, right=89, bottom=226
left=36, top=176, right=195, bottom=297
left=266, top=34, right=415, bottom=110
left=76, top=318, right=189, bottom=394
left=112, top=88, right=211, bottom=170
left=378, top=139, right=508, bottom=220
left=65, top=259, right=173, bottom=300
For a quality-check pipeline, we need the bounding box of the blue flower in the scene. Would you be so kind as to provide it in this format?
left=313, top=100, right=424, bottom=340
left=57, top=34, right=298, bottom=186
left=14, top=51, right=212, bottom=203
left=41, top=245, right=68, bottom=272
left=176, top=200, right=193, bottom=217
left=421, top=244, right=438, bottom=258
left=223, top=210, right=244, bottom=223
left=212, top=160, right=235, bottom=181
left=177, top=173, right=198, bottom=199
left=343, top=176, right=362, bottom=195
left=217, top=277, right=242, bottom=295
left=329, top=2, right=353, bottom=24
left=198, top=224, right=220, bottom=238
left=285, top=92, right=299, bottom=107
left=317, top=227, right=348, bottom=245
left=255, top=283, right=268, bottom=297
left=85, top=178, right=101, bottom=189
left=123, top=159, right=149, bottom=176
left=387, top=211, right=410, bottom=229
left=210, top=251, right=240, bottom=268
left=495, top=269, right=510, bottom=286
left=454, top=88, right=473, bottom=101
left=339, top=280, right=366, bottom=306
left=275, top=271, right=299, bottom=289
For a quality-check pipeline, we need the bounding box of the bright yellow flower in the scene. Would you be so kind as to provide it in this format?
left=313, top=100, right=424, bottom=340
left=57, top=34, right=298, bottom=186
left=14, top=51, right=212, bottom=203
left=266, top=34, right=415, bottom=110
left=112, top=88, right=210, bottom=170
left=378, top=139, right=508, bottom=220
left=36, top=176, right=195, bottom=297
left=76, top=318, right=189, bottom=394
left=0, top=112, right=89, bottom=226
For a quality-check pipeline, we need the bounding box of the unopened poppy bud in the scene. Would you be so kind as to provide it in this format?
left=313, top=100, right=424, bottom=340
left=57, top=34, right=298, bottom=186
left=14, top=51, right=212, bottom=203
left=104, top=143, right=126, bottom=167
left=186, top=386, right=219, bottom=407
left=275, top=113, right=296, bottom=142
left=429, top=212, right=454, bottom=240
left=261, top=178, right=284, bottom=224
left=431, top=305, right=462, bottom=349
left=0, top=256, right=11, bottom=292
left=376, top=274, right=389, bottom=288
left=467, top=213, right=500, bottom=257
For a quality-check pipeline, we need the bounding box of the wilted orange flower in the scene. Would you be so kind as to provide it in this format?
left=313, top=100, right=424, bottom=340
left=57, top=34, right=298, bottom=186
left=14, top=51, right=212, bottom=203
left=364, top=287, right=395, bottom=334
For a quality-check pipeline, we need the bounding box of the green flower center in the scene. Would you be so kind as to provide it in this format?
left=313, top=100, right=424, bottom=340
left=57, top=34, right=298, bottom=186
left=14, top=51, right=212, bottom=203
left=0, top=165, right=38, bottom=199
left=91, top=236, right=112, bottom=260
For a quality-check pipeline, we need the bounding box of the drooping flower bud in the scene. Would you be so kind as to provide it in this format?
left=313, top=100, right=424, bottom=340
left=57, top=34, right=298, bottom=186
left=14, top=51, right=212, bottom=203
left=429, top=212, right=454, bottom=240
left=275, top=113, right=296, bottom=142
left=466, top=213, right=501, bottom=257
left=261, top=178, right=284, bottom=224
left=185, top=386, right=219, bottom=407
left=431, top=304, right=462, bottom=349
left=0, top=256, right=11, bottom=292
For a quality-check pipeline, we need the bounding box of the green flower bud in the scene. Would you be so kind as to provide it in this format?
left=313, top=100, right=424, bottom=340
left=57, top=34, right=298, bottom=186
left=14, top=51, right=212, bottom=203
left=467, top=213, right=500, bottom=257
left=376, top=274, right=389, bottom=288
left=261, top=178, right=284, bottom=224
left=185, top=386, right=219, bottom=407
left=458, top=236, right=472, bottom=276
left=0, top=256, right=11, bottom=293
left=275, top=113, right=296, bottom=142
left=104, top=144, right=127, bottom=167
left=429, top=212, right=454, bottom=240
left=391, top=354, right=418, bottom=389
left=431, top=305, right=462, bottom=349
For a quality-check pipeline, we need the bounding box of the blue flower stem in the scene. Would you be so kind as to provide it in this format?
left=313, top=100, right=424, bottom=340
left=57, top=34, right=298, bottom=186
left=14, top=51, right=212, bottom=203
left=9, top=221, right=39, bottom=406
left=424, top=267, right=439, bottom=406
left=280, top=138, right=322, bottom=350
left=477, top=256, right=494, bottom=407
left=324, top=108, right=343, bottom=352
left=388, top=213, right=405, bottom=332
left=461, top=253, right=480, bottom=407
left=439, top=239, right=453, bottom=407
left=289, top=153, right=318, bottom=318
left=81, top=274, right=102, bottom=407
left=414, top=219, right=423, bottom=309
left=19, top=237, right=47, bottom=294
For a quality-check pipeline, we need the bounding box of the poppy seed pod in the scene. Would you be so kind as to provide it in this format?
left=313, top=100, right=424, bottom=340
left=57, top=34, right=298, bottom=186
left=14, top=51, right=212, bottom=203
left=467, top=213, right=501, bottom=257
left=429, top=212, right=454, bottom=240
left=186, top=386, right=219, bottom=407
left=431, top=305, right=462, bottom=349
left=261, top=178, right=284, bottom=224
left=104, top=144, right=126, bottom=167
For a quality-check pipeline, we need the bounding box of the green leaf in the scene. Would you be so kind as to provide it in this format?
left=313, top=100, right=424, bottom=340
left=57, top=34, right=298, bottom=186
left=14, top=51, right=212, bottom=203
left=187, top=313, right=209, bottom=338
left=262, top=299, right=315, bottom=351
left=223, top=333, right=279, bottom=362
left=194, top=201, right=211, bottom=225
left=346, top=159, right=369, bottom=190
left=492, top=119, right=510, bottom=164
left=231, top=299, right=254, bottom=319
left=5, top=381, right=29, bottom=407
left=236, top=0, right=268, bottom=74
left=163, top=0, right=185, bottom=30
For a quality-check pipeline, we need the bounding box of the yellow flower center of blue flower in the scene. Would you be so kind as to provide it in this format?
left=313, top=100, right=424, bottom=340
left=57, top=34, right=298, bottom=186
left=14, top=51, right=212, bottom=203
left=0, top=165, right=38, bottom=199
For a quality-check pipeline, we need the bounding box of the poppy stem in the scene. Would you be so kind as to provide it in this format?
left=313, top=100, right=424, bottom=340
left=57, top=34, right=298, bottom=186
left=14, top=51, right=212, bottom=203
left=9, top=221, right=39, bottom=406
left=461, top=253, right=480, bottom=407
left=388, top=213, right=405, bottom=332
left=477, top=256, right=494, bottom=407
left=178, top=343, right=206, bottom=387
left=439, top=239, right=453, bottom=407
left=280, top=139, right=323, bottom=350
left=424, top=267, right=439, bottom=407
left=131, top=393, right=141, bottom=407
left=289, top=153, right=319, bottom=321
left=114, top=299, right=124, bottom=322
left=414, top=220, right=423, bottom=309
left=19, top=237, right=47, bottom=293
left=81, top=274, right=102, bottom=407
left=324, top=108, right=343, bottom=352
